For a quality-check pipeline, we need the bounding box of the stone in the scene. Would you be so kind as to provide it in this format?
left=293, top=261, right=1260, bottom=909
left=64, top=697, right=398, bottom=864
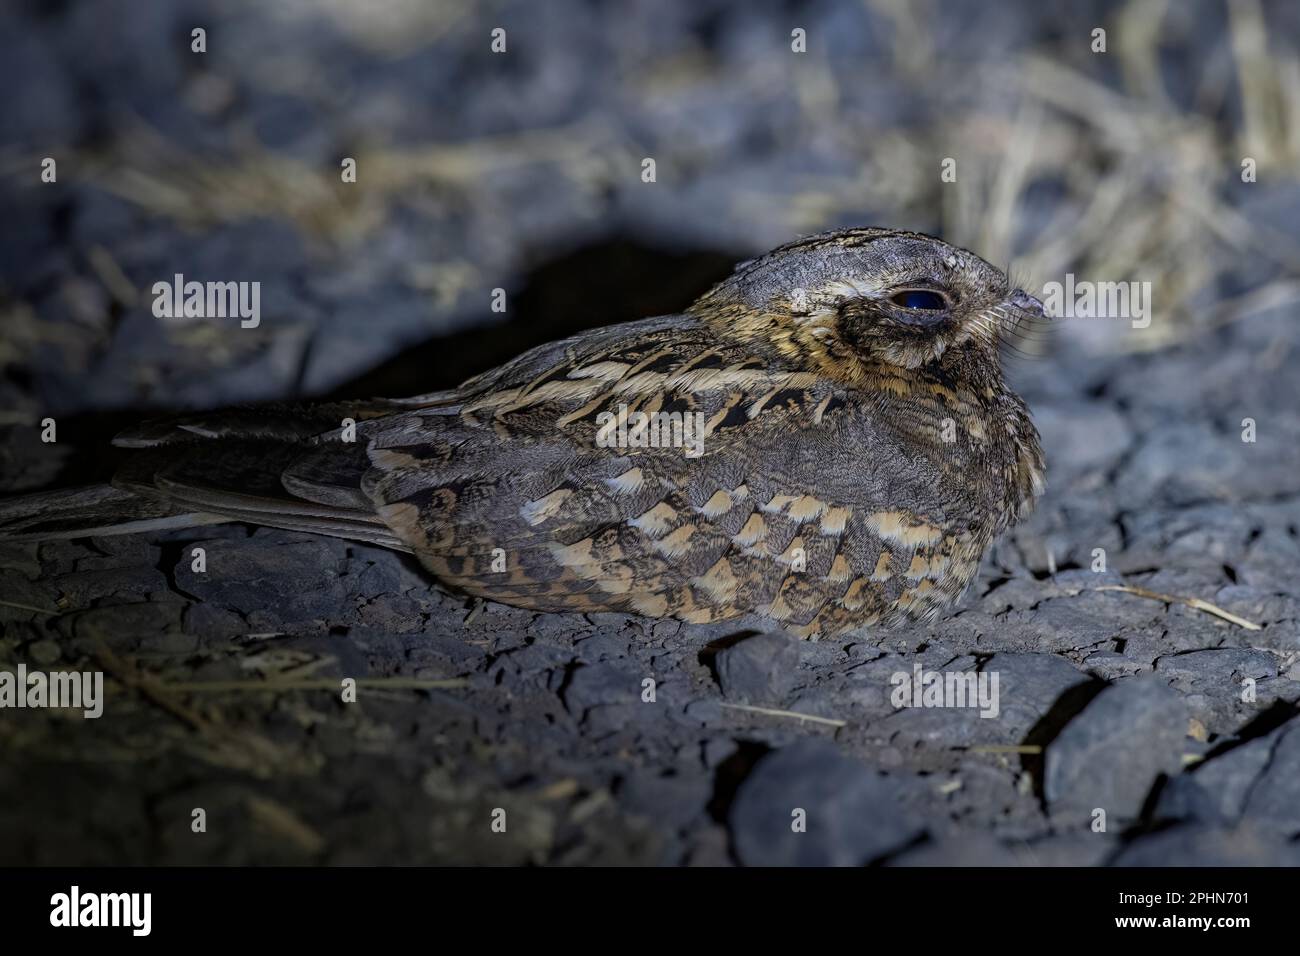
left=1240, top=722, right=1300, bottom=835
left=713, top=631, right=806, bottom=702
left=1044, top=677, right=1188, bottom=821
left=728, top=740, right=922, bottom=866
left=562, top=661, right=643, bottom=716
left=1112, top=824, right=1300, bottom=866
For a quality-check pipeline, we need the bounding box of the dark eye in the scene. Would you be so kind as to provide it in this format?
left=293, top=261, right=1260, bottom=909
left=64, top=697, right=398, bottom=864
left=890, top=289, right=948, bottom=310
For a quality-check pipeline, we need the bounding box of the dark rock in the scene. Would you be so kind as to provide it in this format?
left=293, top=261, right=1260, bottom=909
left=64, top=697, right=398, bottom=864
left=1044, top=677, right=1188, bottom=821
left=728, top=740, right=922, bottom=866
left=1014, top=835, right=1117, bottom=867
left=182, top=602, right=246, bottom=640
left=1240, top=722, right=1300, bottom=835
left=713, top=630, right=806, bottom=702
left=1112, top=824, right=1300, bottom=866
left=884, top=652, right=1096, bottom=755
left=562, top=661, right=644, bottom=716
left=1183, top=737, right=1275, bottom=821
left=53, top=567, right=170, bottom=606
left=1033, top=402, right=1132, bottom=477
left=988, top=603, right=1118, bottom=653
left=175, top=536, right=349, bottom=629
left=1155, top=649, right=1280, bottom=735
left=0, top=568, right=59, bottom=618
left=986, top=652, right=1096, bottom=740
left=701, top=737, right=738, bottom=769
left=886, top=834, right=1021, bottom=866
left=1164, top=648, right=1276, bottom=688
left=67, top=600, right=187, bottom=654
left=683, top=825, right=731, bottom=866
left=357, top=592, right=429, bottom=632
left=1081, top=650, right=1146, bottom=681
left=617, top=770, right=711, bottom=832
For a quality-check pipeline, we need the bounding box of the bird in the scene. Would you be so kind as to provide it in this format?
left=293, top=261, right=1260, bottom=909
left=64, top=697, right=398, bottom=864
left=1, top=227, right=1046, bottom=639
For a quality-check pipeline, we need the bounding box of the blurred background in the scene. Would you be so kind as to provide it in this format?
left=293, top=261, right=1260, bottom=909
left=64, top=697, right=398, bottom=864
left=4, top=0, right=1299, bottom=436
left=2, top=0, right=1300, bottom=866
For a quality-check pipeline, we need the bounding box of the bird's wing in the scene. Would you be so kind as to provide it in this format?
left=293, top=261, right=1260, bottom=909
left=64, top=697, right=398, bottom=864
left=55, top=318, right=714, bottom=548
left=363, top=314, right=984, bottom=632
left=23, top=318, right=709, bottom=547
left=81, top=399, right=426, bottom=547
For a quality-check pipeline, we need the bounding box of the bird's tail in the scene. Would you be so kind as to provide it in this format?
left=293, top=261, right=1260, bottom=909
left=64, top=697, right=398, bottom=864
left=0, top=483, right=229, bottom=540
left=0, top=396, right=449, bottom=547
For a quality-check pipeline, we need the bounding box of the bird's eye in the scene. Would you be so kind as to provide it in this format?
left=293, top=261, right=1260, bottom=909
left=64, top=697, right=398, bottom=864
left=890, top=289, right=948, bottom=311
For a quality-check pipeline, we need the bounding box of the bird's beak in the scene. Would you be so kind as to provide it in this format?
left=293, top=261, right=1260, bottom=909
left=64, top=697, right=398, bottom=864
left=1008, top=288, right=1047, bottom=320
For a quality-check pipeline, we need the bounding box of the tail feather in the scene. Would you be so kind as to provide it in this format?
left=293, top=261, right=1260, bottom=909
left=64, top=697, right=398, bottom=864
left=0, top=484, right=228, bottom=540
left=0, top=398, right=431, bottom=549
left=111, top=399, right=428, bottom=449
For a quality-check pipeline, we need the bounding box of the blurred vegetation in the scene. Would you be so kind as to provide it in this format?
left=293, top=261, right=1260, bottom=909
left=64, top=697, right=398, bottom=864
left=2, top=0, right=1299, bottom=417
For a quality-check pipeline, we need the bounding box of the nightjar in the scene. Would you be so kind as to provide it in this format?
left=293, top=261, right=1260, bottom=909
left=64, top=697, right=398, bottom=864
left=1, top=228, right=1046, bottom=638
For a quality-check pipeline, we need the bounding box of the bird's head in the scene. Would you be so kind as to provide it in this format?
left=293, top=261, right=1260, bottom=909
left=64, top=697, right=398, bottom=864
left=692, top=227, right=1044, bottom=374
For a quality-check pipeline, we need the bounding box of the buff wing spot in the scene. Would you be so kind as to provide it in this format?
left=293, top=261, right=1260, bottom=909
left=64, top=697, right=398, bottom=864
left=819, top=506, right=850, bottom=535
left=786, top=495, right=828, bottom=523
left=653, top=523, right=697, bottom=558
left=699, top=490, right=733, bottom=517
left=631, top=501, right=679, bottom=538
left=865, top=510, right=944, bottom=547
left=692, top=557, right=740, bottom=603
left=733, top=513, right=767, bottom=547
left=520, top=488, right=572, bottom=527
left=605, top=468, right=645, bottom=494
left=870, top=551, right=892, bottom=581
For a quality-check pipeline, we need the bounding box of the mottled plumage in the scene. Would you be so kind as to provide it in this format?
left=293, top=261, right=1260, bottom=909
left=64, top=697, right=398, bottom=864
left=1, top=228, right=1046, bottom=638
